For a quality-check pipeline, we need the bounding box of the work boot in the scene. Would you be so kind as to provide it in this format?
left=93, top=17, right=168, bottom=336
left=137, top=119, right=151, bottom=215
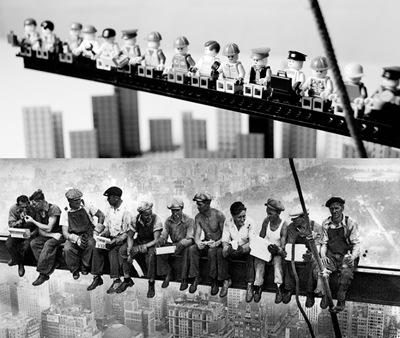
left=73, top=271, right=80, bottom=280
left=115, top=278, right=134, bottom=294
left=87, top=276, right=103, bottom=291
left=320, top=295, right=329, bottom=309
left=246, top=283, right=254, bottom=303
left=8, top=259, right=17, bottom=266
left=282, top=289, right=292, bottom=304
left=106, top=278, right=121, bottom=294
left=147, top=281, right=155, bottom=298
left=162, top=272, right=172, bottom=289
left=210, top=280, right=219, bottom=296
left=275, top=286, right=283, bottom=304
left=253, top=285, right=262, bottom=303
left=32, top=274, right=49, bottom=286
left=219, top=279, right=231, bottom=298
left=18, top=264, right=25, bottom=277
left=333, top=300, right=346, bottom=312
left=180, top=279, right=189, bottom=292
left=189, top=277, right=199, bottom=293
left=305, top=293, right=315, bottom=308
left=81, top=266, right=89, bottom=275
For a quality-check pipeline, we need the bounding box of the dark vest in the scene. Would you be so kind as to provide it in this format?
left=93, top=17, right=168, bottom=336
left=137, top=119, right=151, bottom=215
left=68, top=208, right=92, bottom=235
left=136, top=214, right=157, bottom=244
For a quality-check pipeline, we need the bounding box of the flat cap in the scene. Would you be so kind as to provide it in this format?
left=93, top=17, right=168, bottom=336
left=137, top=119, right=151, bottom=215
left=65, top=188, right=83, bottom=200
left=325, top=197, right=345, bottom=207
left=289, top=208, right=309, bottom=218
left=251, top=47, right=271, bottom=60
left=82, top=25, right=97, bottom=34
left=193, top=192, right=212, bottom=202
left=29, top=189, right=44, bottom=201
left=103, top=186, right=122, bottom=197
left=70, top=22, right=83, bottom=31
left=137, top=201, right=153, bottom=213
left=167, top=198, right=184, bottom=210
left=122, top=29, right=138, bottom=39
left=265, top=198, right=285, bottom=212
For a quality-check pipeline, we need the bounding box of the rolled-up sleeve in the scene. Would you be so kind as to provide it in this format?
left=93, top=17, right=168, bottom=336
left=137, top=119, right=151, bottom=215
left=8, top=206, right=20, bottom=228
left=160, top=221, right=170, bottom=241
left=321, top=222, right=329, bottom=246
left=121, top=210, right=133, bottom=233
left=153, top=215, right=163, bottom=232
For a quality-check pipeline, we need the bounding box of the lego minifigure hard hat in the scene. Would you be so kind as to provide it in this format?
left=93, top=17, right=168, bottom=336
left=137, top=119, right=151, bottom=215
left=122, top=29, right=138, bottom=40
left=222, top=43, right=240, bottom=56
left=24, top=18, right=37, bottom=26
left=70, top=22, right=83, bottom=31
left=310, top=56, right=329, bottom=71
left=174, top=36, right=189, bottom=48
left=102, top=28, right=116, bottom=39
left=344, top=63, right=364, bottom=78
left=82, top=25, right=97, bottom=34
left=41, top=20, right=54, bottom=31
left=382, top=66, right=400, bottom=80
left=146, top=31, right=162, bottom=42
left=251, top=47, right=271, bottom=60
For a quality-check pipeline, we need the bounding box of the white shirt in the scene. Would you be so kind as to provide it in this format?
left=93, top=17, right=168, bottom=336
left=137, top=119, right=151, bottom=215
left=266, top=219, right=284, bottom=246
left=222, top=216, right=255, bottom=247
left=104, top=201, right=133, bottom=237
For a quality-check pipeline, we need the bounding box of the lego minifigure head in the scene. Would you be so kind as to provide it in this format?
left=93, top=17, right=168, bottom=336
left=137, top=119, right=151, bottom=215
left=174, top=36, right=189, bottom=55
left=230, top=202, right=246, bottom=228
left=82, top=25, right=97, bottom=41
left=122, top=29, right=138, bottom=46
left=381, top=67, right=400, bottom=90
left=69, top=22, right=82, bottom=39
left=146, top=31, right=162, bottom=49
left=251, top=47, right=271, bottom=67
left=204, top=40, right=220, bottom=57
left=344, top=63, right=364, bottom=84
left=24, top=18, right=37, bottom=34
left=102, top=28, right=116, bottom=44
left=310, top=56, right=329, bottom=79
left=222, top=43, right=240, bottom=63
left=287, top=50, right=307, bottom=71
left=41, top=20, right=54, bottom=36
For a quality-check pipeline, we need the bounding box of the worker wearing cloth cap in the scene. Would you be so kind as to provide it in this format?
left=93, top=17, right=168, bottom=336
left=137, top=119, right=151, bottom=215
left=318, top=197, right=360, bottom=312
left=65, top=22, right=83, bottom=52
left=40, top=20, right=59, bottom=52
left=120, top=29, right=142, bottom=65
left=26, top=190, right=63, bottom=286
left=156, top=198, right=195, bottom=291
left=61, top=188, right=105, bottom=280
left=72, top=25, right=99, bottom=59
left=142, top=31, right=166, bottom=71
left=192, top=192, right=227, bottom=296
left=219, top=42, right=245, bottom=85
left=6, top=195, right=37, bottom=278
left=221, top=202, right=256, bottom=300
left=284, top=50, right=307, bottom=89
left=193, top=40, right=221, bottom=80
left=282, top=208, right=323, bottom=306
left=87, top=187, right=133, bottom=294
left=21, top=18, right=41, bottom=50
left=252, top=198, right=288, bottom=303
left=96, top=28, right=120, bottom=60
left=119, top=201, right=163, bottom=297
left=249, top=47, right=272, bottom=86
left=170, top=36, right=196, bottom=74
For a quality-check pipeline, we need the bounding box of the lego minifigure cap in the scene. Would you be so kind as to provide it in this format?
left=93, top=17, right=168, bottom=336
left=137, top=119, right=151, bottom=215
left=122, top=29, right=138, bottom=39
left=222, top=43, right=240, bottom=56
left=265, top=198, right=285, bottom=212
left=24, top=18, right=37, bottom=26
left=230, top=201, right=246, bottom=216
left=29, top=189, right=45, bottom=201
left=103, top=186, right=122, bottom=197
left=251, top=47, right=271, bottom=60
left=344, top=63, right=364, bottom=78
left=174, top=36, right=189, bottom=48
left=167, top=198, right=184, bottom=210
left=65, top=188, right=83, bottom=200
left=289, top=208, right=309, bottom=218
left=325, top=197, right=345, bottom=207
left=311, top=56, right=329, bottom=71
left=41, top=20, right=54, bottom=31
left=137, top=201, right=153, bottom=213
left=382, top=67, right=400, bottom=81
left=70, top=22, right=83, bottom=31
left=82, top=25, right=97, bottom=34
left=102, top=28, right=116, bottom=38
left=193, top=192, right=212, bottom=202
left=287, top=51, right=307, bottom=62
left=146, top=31, right=162, bottom=42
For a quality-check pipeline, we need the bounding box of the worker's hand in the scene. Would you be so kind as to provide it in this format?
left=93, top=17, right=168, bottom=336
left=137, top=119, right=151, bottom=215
left=139, top=244, right=147, bottom=253
left=343, top=255, right=354, bottom=268
left=24, top=215, right=34, bottom=223
left=321, top=256, right=329, bottom=267
left=76, top=236, right=82, bottom=247
left=222, top=245, right=231, bottom=258
left=68, top=233, right=79, bottom=243
left=94, top=223, right=104, bottom=233
left=197, top=242, right=206, bottom=250
left=268, top=244, right=279, bottom=255
left=52, top=233, right=62, bottom=241
left=175, top=242, right=185, bottom=255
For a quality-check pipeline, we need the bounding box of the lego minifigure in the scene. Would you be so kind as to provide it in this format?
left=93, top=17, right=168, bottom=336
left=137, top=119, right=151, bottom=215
left=170, top=36, right=195, bottom=74
left=249, top=47, right=272, bottom=85
left=40, top=20, right=59, bottom=52
left=219, top=43, right=245, bottom=84
left=21, top=18, right=40, bottom=50
left=120, top=29, right=142, bottom=64
left=302, top=56, right=333, bottom=100
left=284, top=51, right=307, bottom=90
left=344, top=63, right=368, bottom=100
left=96, top=28, right=120, bottom=60
left=65, top=22, right=83, bottom=53
left=194, top=40, right=221, bottom=80
left=142, top=31, right=166, bottom=71
left=72, top=25, right=99, bottom=59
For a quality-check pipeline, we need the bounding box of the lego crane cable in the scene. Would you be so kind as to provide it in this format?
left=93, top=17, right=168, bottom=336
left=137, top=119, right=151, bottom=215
left=308, top=0, right=368, bottom=158
left=289, top=158, right=343, bottom=338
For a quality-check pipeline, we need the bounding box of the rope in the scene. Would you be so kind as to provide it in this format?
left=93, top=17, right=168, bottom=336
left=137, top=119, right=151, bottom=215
left=291, top=243, right=315, bottom=337
left=289, top=158, right=342, bottom=338
left=308, top=0, right=368, bottom=158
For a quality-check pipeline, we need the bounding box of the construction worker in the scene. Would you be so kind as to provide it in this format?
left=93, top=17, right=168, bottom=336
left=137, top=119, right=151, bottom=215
left=302, top=56, right=333, bottom=100
left=6, top=195, right=37, bottom=277
left=219, top=42, right=245, bottom=85
left=142, top=31, right=166, bottom=71
left=62, top=188, right=105, bottom=280
left=21, top=18, right=40, bottom=50
left=157, top=198, right=195, bottom=291
left=27, top=190, right=63, bottom=286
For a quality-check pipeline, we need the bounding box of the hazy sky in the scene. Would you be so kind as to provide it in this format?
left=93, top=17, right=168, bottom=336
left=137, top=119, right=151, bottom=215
left=0, top=0, right=398, bottom=157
